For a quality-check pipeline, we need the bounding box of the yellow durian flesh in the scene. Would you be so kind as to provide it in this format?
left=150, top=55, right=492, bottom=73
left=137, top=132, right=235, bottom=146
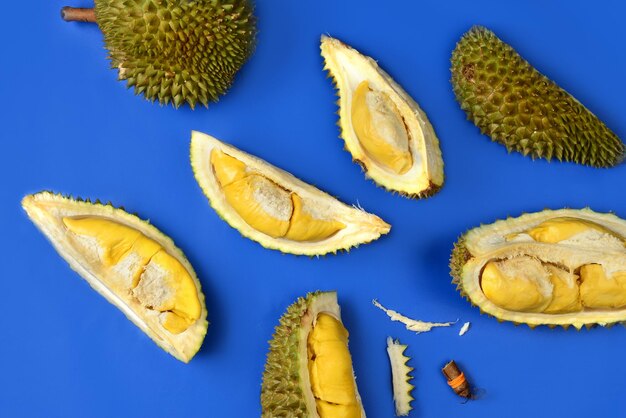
left=222, top=174, right=293, bottom=238
left=285, top=194, right=346, bottom=242
left=481, top=258, right=553, bottom=313
left=210, top=148, right=345, bottom=242
left=211, top=148, right=248, bottom=186
left=579, top=264, right=626, bottom=309
left=544, top=266, right=582, bottom=314
left=452, top=209, right=626, bottom=328
left=308, top=313, right=360, bottom=418
left=351, top=81, right=412, bottom=174
left=526, top=217, right=623, bottom=245
left=63, top=217, right=201, bottom=334
left=481, top=259, right=582, bottom=315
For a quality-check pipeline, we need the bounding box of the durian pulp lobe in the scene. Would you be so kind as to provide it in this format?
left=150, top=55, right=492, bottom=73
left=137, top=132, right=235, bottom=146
left=211, top=148, right=249, bottom=187
left=544, top=265, right=582, bottom=314
left=210, top=149, right=345, bottom=241
left=525, top=217, right=624, bottom=245
left=62, top=217, right=201, bottom=334
left=307, top=313, right=360, bottom=418
left=481, top=259, right=552, bottom=312
left=481, top=259, right=582, bottom=314
left=351, top=81, right=413, bottom=174
left=579, top=264, right=626, bottom=309
left=285, top=194, right=345, bottom=242
left=223, top=174, right=293, bottom=238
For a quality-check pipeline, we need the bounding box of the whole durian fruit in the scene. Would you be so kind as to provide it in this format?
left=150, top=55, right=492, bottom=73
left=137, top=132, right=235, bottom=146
left=61, top=0, right=256, bottom=109
left=451, top=26, right=624, bottom=167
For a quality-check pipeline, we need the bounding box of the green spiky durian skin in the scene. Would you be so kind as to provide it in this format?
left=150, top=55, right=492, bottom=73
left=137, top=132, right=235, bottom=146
left=451, top=26, right=624, bottom=167
left=449, top=235, right=471, bottom=291
left=261, top=292, right=320, bottom=417
left=94, top=0, right=256, bottom=109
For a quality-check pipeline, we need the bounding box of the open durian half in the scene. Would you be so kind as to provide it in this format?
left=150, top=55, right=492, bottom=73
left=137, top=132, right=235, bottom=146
left=451, top=209, right=626, bottom=329
left=191, top=131, right=390, bottom=255
left=261, top=291, right=366, bottom=418
left=22, top=192, right=208, bottom=362
left=321, top=36, right=444, bottom=198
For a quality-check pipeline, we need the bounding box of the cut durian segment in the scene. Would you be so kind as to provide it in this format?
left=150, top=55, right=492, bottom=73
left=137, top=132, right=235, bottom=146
left=321, top=35, right=444, bottom=198
left=261, top=291, right=366, bottom=417
left=451, top=26, right=624, bottom=167
left=22, top=192, right=208, bottom=362
left=386, top=337, right=415, bottom=417
left=450, top=209, right=626, bottom=328
left=191, top=131, right=391, bottom=255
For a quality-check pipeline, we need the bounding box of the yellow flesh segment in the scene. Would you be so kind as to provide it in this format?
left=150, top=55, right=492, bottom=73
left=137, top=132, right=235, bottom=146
left=316, top=401, right=360, bottom=418
left=147, top=251, right=202, bottom=333
left=284, top=194, right=345, bottom=241
left=210, top=149, right=249, bottom=187
left=351, top=81, right=412, bottom=174
left=543, top=266, right=582, bottom=314
left=481, top=261, right=551, bottom=312
left=211, top=148, right=345, bottom=242
left=308, top=314, right=360, bottom=418
left=222, top=175, right=292, bottom=238
left=526, top=217, right=623, bottom=244
left=580, top=265, right=626, bottom=309
left=62, top=217, right=200, bottom=334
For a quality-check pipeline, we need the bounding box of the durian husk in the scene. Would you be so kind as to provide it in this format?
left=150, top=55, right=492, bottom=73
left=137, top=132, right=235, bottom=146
left=451, top=26, right=624, bottom=167
left=450, top=208, right=626, bottom=329
left=95, top=0, right=256, bottom=108
left=386, top=337, right=414, bottom=416
left=261, top=291, right=366, bottom=418
left=22, top=191, right=208, bottom=362
left=320, top=35, right=444, bottom=198
left=190, top=131, right=390, bottom=256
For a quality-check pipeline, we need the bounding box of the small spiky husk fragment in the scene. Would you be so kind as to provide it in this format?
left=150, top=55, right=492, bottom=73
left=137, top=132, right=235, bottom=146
left=386, top=337, right=415, bottom=416
left=451, top=26, right=624, bottom=167
left=95, top=0, right=256, bottom=108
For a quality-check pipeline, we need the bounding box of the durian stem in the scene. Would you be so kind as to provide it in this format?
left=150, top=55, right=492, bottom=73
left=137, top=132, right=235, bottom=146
left=61, top=7, right=96, bottom=22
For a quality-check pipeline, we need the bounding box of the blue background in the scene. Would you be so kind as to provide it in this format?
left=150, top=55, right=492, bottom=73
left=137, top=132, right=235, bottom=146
left=1, top=1, right=625, bottom=417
